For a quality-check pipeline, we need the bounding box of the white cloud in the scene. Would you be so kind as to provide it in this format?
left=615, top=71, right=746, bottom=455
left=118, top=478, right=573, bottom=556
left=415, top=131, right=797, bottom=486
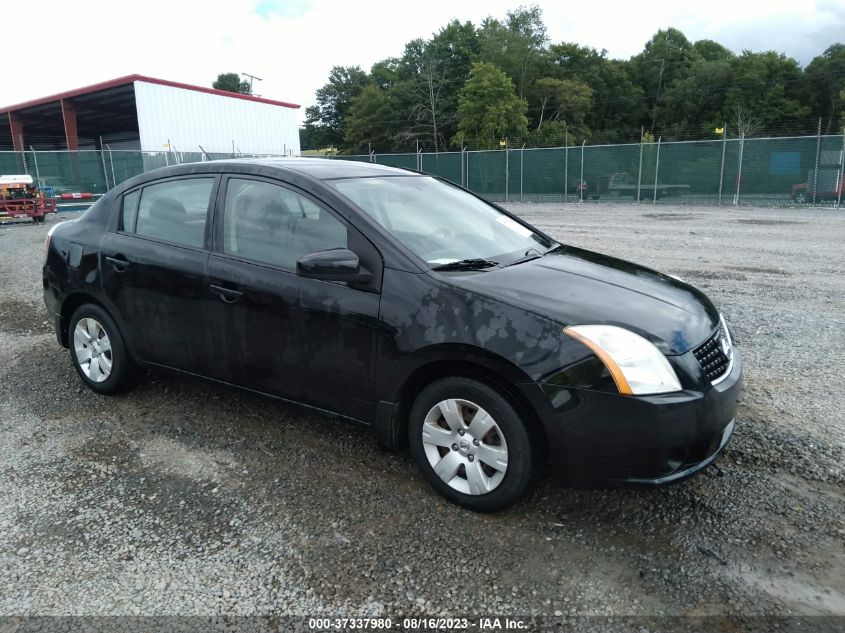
left=5, top=0, right=841, bottom=124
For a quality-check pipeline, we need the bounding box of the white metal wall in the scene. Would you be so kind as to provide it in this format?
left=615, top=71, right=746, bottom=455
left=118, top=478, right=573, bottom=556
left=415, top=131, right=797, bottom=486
left=133, top=81, right=300, bottom=155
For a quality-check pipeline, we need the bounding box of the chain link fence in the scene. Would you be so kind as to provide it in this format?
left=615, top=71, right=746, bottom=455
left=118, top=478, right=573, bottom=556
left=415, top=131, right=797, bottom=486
left=2, top=133, right=843, bottom=207
left=336, top=133, right=845, bottom=207
left=0, top=149, right=283, bottom=198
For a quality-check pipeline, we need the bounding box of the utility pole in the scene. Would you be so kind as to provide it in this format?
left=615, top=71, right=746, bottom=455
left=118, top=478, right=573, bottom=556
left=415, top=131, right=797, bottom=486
left=241, top=72, right=263, bottom=95
left=650, top=59, right=665, bottom=133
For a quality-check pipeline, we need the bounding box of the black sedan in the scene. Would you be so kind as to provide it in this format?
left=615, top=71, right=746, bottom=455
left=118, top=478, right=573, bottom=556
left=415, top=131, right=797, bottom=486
left=43, top=159, right=741, bottom=511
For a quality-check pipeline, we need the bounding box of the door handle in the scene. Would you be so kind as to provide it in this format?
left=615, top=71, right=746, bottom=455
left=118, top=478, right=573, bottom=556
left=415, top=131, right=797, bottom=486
left=105, top=255, right=130, bottom=272
left=210, top=284, right=243, bottom=304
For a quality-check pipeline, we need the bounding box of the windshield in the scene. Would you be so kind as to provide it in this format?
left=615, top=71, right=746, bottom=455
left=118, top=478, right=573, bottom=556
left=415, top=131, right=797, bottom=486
left=328, top=176, right=554, bottom=267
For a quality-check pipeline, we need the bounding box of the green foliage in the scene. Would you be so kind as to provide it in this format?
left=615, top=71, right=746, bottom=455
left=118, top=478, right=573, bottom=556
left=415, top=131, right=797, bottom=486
left=212, top=73, right=251, bottom=94
left=302, top=66, right=370, bottom=148
left=840, top=87, right=845, bottom=126
left=803, top=45, right=845, bottom=134
left=303, top=7, right=842, bottom=151
left=529, top=77, right=591, bottom=133
left=453, top=63, right=528, bottom=148
left=477, top=5, right=548, bottom=99
left=723, top=51, right=808, bottom=133
left=344, top=85, right=395, bottom=151
left=545, top=44, right=644, bottom=140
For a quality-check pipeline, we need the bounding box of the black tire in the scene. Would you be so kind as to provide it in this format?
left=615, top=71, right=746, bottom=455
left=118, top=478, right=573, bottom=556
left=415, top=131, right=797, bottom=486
left=68, top=303, right=141, bottom=395
left=408, top=377, right=535, bottom=512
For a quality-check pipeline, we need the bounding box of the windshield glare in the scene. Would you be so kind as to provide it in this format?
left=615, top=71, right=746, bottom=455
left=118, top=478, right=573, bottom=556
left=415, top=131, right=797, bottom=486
left=329, top=176, right=552, bottom=266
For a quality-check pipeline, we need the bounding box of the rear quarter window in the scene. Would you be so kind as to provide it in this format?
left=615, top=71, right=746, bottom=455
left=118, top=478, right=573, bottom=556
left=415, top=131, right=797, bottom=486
left=121, top=189, right=140, bottom=232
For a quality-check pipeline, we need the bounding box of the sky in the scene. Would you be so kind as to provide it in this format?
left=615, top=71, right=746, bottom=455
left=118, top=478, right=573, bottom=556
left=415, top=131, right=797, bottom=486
left=2, top=0, right=842, bottom=123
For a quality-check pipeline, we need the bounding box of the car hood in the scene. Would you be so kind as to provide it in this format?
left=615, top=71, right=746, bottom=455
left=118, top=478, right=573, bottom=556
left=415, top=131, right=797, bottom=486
left=444, top=245, right=720, bottom=355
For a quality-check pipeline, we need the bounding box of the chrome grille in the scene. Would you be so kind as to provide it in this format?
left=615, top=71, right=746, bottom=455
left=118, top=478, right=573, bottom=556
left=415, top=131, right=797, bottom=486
left=693, top=322, right=732, bottom=383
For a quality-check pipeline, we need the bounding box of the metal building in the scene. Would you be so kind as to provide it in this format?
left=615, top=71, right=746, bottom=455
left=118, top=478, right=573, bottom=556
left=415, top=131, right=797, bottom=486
left=0, top=74, right=301, bottom=155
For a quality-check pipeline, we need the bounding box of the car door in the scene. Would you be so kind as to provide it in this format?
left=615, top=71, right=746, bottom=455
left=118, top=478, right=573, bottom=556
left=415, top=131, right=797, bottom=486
left=205, top=176, right=382, bottom=421
left=100, top=176, right=216, bottom=371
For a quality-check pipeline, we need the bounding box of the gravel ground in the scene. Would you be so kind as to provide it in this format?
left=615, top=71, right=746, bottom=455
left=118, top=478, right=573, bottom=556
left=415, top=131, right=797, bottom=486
left=0, top=204, right=843, bottom=624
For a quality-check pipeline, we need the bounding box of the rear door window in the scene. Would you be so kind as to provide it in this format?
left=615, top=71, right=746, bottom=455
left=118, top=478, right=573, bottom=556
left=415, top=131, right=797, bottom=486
left=134, top=178, right=214, bottom=248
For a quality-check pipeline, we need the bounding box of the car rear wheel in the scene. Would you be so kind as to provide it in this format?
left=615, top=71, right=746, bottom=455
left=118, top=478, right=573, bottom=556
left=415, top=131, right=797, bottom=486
left=69, top=304, right=141, bottom=395
left=408, top=377, right=534, bottom=512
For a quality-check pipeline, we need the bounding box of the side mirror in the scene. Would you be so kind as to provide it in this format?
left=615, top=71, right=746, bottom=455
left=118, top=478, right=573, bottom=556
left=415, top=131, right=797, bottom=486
left=296, top=248, right=372, bottom=284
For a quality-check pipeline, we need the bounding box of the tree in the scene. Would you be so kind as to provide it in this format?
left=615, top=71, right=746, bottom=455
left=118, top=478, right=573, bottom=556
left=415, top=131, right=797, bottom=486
left=390, top=21, right=480, bottom=150
left=529, top=77, right=591, bottom=133
left=723, top=51, right=807, bottom=133
left=658, top=57, right=734, bottom=137
left=303, top=66, right=370, bottom=148
left=344, top=85, right=395, bottom=151
left=632, top=28, right=699, bottom=131
left=840, top=87, right=845, bottom=126
left=478, top=5, right=549, bottom=99
left=547, top=43, right=645, bottom=141
left=393, top=38, right=450, bottom=151
left=453, top=63, right=529, bottom=148
left=729, top=104, right=762, bottom=138
left=212, top=73, right=251, bottom=94
left=692, top=39, right=734, bottom=63
left=803, top=44, right=845, bottom=134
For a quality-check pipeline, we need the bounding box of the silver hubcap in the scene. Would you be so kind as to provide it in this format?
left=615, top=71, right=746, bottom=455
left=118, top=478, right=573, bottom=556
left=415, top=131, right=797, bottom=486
left=73, top=318, right=113, bottom=383
left=421, top=398, right=508, bottom=495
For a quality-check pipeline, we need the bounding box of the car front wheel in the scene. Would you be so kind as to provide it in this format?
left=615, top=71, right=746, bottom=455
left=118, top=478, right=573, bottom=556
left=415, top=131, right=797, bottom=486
left=69, top=304, right=141, bottom=395
left=408, top=377, right=535, bottom=512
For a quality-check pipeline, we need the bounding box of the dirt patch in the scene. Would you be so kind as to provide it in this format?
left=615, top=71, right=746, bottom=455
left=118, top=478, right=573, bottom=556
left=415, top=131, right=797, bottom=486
left=642, top=213, right=703, bottom=221
left=0, top=299, right=52, bottom=334
left=676, top=269, right=749, bottom=281
left=732, top=219, right=805, bottom=226
left=725, top=265, right=792, bottom=276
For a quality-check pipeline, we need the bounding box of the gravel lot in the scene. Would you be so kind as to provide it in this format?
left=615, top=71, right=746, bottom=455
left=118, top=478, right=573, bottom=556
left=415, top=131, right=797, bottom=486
left=0, top=204, right=843, bottom=623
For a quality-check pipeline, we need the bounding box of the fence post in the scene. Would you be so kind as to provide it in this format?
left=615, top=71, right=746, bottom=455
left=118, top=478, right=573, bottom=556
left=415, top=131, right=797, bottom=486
left=837, top=128, right=844, bottom=209
left=466, top=151, right=470, bottom=191
left=812, top=117, right=822, bottom=204
left=734, top=134, right=745, bottom=206
left=653, top=137, right=662, bottom=204
left=505, top=144, right=509, bottom=203
left=107, top=145, right=117, bottom=189
left=20, top=145, right=28, bottom=175
left=564, top=131, right=568, bottom=204
left=460, top=143, right=465, bottom=187
left=636, top=126, right=644, bottom=202
left=718, top=123, right=727, bottom=205
left=520, top=143, right=525, bottom=202
left=579, top=140, right=585, bottom=202
left=29, top=146, right=41, bottom=188
left=98, top=136, right=110, bottom=191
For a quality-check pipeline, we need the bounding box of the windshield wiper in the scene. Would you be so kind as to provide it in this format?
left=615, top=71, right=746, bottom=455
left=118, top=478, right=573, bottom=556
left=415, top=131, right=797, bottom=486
left=431, top=258, right=499, bottom=271
left=503, top=248, right=546, bottom=268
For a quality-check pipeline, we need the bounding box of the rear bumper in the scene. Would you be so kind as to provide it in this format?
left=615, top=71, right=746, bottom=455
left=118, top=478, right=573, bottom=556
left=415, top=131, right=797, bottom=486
left=42, top=271, right=64, bottom=347
left=521, top=348, right=742, bottom=487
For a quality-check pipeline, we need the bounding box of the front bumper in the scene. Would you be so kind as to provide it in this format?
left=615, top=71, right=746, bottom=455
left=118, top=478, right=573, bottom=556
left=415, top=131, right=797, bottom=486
left=521, top=347, right=742, bottom=487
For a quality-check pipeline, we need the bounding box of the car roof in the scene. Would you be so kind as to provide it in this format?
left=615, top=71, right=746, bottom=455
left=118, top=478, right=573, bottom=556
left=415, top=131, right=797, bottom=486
left=213, top=157, right=416, bottom=180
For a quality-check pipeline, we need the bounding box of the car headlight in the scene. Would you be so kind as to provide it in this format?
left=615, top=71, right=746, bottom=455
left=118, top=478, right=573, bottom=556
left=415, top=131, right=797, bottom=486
left=564, top=325, right=682, bottom=395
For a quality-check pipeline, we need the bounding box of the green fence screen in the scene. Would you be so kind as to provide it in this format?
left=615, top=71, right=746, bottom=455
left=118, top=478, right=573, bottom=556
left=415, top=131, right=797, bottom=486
left=3, top=134, right=843, bottom=207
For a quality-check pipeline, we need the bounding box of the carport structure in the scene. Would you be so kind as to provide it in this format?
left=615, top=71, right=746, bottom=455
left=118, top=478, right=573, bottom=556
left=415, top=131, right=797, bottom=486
left=1, top=77, right=143, bottom=151
left=0, top=74, right=301, bottom=154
